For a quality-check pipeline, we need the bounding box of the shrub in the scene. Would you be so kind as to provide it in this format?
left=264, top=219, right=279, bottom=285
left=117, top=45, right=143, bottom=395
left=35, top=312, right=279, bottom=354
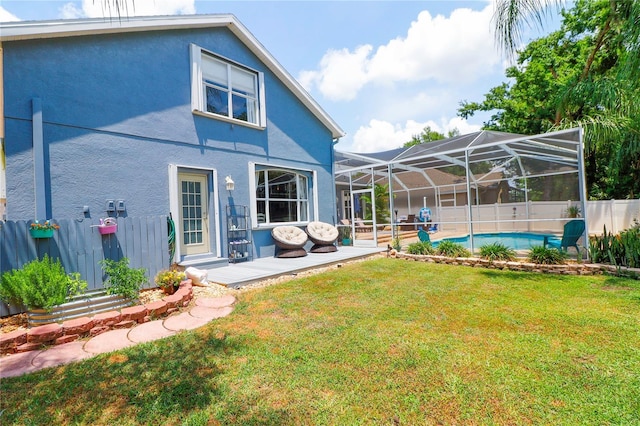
left=479, top=242, right=516, bottom=262
left=528, top=246, right=568, bottom=265
left=0, top=255, right=87, bottom=309
left=436, top=240, right=471, bottom=258
left=100, top=257, right=147, bottom=299
left=392, top=236, right=402, bottom=252
left=406, top=241, right=435, bottom=255
left=589, top=224, right=640, bottom=268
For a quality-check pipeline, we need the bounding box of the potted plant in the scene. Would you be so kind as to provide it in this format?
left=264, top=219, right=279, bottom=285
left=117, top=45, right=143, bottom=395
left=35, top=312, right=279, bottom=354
left=154, top=269, right=186, bottom=295
left=0, top=254, right=87, bottom=311
left=566, top=205, right=581, bottom=218
left=338, top=224, right=352, bottom=246
left=29, top=220, right=60, bottom=239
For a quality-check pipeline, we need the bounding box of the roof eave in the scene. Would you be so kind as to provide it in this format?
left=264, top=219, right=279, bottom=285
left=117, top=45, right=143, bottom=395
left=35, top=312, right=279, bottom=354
left=0, top=14, right=346, bottom=139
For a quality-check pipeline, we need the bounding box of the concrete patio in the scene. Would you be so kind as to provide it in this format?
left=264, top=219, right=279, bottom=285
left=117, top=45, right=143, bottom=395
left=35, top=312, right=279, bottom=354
left=207, top=246, right=385, bottom=288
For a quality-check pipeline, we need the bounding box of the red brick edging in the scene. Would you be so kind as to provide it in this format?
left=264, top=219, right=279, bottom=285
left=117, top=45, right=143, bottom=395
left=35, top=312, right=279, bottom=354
left=0, top=280, right=194, bottom=355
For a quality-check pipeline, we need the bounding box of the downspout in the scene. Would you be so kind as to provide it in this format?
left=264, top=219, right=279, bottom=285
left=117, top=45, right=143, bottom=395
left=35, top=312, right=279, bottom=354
left=32, top=97, right=47, bottom=219
left=0, top=43, right=5, bottom=220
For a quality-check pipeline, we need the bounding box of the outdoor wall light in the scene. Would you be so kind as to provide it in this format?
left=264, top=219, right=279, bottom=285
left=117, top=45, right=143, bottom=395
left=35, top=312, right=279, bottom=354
left=225, top=176, right=235, bottom=191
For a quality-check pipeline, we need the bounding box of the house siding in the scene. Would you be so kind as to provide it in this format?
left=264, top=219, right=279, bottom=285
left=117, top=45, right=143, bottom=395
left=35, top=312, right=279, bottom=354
left=3, top=25, right=337, bottom=259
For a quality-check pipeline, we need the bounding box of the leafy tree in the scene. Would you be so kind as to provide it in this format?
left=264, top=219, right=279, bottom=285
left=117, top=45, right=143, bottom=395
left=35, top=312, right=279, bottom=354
left=447, top=128, right=461, bottom=138
left=462, top=0, right=640, bottom=199
left=403, top=126, right=445, bottom=148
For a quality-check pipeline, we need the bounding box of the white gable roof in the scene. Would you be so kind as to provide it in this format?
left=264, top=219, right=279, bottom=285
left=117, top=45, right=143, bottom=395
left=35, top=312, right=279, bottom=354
left=0, top=14, right=345, bottom=139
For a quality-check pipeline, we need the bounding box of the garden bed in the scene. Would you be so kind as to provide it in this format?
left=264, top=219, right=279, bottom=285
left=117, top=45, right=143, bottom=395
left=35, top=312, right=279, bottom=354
left=393, top=251, right=640, bottom=278
left=0, top=280, right=195, bottom=355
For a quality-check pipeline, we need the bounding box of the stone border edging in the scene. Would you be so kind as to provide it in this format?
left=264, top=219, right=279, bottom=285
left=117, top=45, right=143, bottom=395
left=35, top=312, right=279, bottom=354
left=393, top=252, right=640, bottom=277
left=0, top=280, right=195, bottom=355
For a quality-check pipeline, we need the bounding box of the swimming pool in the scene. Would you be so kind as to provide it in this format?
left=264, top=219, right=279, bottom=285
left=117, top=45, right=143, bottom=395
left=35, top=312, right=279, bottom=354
left=431, top=232, right=555, bottom=250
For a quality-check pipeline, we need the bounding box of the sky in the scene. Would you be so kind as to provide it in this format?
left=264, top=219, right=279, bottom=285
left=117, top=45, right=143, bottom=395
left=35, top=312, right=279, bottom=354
left=0, top=0, right=561, bottom=153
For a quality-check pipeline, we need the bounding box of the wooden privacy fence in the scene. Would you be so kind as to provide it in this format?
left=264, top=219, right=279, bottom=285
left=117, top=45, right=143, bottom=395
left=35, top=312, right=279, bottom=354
left=0, top=216, right=170, bottom=317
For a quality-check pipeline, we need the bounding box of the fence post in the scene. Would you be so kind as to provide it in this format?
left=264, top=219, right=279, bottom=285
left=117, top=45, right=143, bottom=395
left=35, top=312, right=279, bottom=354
left=610, top=200, right=616, bottom=234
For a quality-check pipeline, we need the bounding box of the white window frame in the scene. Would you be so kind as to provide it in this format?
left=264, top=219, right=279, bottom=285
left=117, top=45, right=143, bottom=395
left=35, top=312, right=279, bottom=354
left=190, top=44, right=266, bottom=128
left=248, top=162, right=319, bottom=228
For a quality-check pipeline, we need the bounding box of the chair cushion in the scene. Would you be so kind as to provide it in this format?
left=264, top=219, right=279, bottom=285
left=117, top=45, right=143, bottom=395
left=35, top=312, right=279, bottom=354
left=306, top=221, right=339, bottom=244
left=271, top=226, right=308, bottom=249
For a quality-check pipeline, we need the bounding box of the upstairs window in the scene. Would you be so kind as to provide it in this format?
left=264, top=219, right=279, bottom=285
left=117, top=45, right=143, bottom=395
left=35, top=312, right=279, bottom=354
left=191, top=44, right=265, bottom=127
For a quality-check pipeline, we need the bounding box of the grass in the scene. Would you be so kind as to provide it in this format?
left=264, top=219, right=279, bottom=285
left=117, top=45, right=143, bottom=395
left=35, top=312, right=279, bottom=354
left=1, top=258, right=639, bottom=425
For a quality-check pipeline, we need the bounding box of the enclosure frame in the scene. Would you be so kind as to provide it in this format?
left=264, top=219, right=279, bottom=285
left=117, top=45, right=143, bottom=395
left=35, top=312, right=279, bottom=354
left=334, top=128, right=587, bottom=253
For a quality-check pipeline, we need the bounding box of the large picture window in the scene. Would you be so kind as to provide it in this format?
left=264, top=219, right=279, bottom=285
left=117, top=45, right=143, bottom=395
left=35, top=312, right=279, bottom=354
left=191, top=44, right=265, bottom=126
left=255, top=169, right=310, bottom=224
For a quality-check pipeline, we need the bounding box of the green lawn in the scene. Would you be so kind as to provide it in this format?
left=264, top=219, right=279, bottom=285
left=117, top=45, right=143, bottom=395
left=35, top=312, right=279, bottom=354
left=1, top=259, right=639, bottom=425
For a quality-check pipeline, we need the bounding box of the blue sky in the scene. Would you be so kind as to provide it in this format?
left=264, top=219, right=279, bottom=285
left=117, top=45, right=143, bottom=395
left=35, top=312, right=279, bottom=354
left=0, top=1, right=561, bottom=153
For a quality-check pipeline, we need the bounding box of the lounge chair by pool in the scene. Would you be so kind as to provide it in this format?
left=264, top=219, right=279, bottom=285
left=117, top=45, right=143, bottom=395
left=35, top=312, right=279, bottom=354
left=544, top=219, right=585, bottom=253
left=418, top=228, right=431, bottom=243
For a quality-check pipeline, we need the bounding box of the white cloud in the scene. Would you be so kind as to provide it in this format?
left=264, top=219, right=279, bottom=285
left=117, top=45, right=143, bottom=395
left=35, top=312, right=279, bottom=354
left=300, top=3, right=499, bottom=101
left=350, top=117, right=481, bottom=153
left=445, top=116, right=482, bottom=135
left=70, top=0, right=195, bottom=18
left=60, top=3, right=84, bottom=19
left=0, top=6, right=20, bottom=22
left=299, top=45, right=372, bottom=101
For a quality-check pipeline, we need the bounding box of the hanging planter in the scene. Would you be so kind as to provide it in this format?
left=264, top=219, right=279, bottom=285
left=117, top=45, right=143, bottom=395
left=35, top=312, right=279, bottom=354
left=30, top=228, right=54, bottom=238
left=29, top=220, right=59, bottom=238
left=95, top=217, right=118, bottom=235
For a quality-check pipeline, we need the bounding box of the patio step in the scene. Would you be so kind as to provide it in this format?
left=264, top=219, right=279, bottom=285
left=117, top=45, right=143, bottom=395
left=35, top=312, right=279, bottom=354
left=376, top=230, right=418, bottom=244
left=179, top=255, right=230, bottom=270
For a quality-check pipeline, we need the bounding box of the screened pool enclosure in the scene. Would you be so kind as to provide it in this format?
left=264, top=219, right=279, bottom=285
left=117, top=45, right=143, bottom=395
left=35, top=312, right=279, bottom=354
left=335, top=128, right=587, bottom=252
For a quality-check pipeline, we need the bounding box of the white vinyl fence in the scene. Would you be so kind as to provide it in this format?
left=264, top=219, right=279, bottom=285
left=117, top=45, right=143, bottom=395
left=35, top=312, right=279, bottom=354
left=432, top=199, right=639, bottom=235
left=586, top=199, right=640, bottom=235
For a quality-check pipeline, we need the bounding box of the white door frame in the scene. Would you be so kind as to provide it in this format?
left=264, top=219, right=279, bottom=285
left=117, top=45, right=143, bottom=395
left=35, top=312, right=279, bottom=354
left=351, top=188, right=377, bottom=248
left=168, top=165, right=221, bottom=262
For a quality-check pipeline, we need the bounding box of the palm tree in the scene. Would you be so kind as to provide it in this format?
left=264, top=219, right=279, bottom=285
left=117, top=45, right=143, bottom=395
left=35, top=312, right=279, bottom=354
left=493, top=0, right=639, bottom=82
left=101, top=0, right=134, bottom=19
left=492, top=0, right=563, bottom=61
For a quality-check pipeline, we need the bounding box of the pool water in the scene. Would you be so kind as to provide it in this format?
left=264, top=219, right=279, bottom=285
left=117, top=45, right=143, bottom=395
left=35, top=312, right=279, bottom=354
left=432, top=232, right=554, bottom=250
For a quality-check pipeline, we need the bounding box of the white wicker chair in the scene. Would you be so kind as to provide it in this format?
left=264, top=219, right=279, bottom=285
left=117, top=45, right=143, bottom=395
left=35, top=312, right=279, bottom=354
left=305, top=221, right=339, bottom=253
left=271, top=226, right=308, bottom=258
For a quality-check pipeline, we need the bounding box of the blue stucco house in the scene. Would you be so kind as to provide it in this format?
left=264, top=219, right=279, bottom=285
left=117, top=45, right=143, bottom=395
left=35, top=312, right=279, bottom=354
left=0, top=14, right=344, bottom=267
